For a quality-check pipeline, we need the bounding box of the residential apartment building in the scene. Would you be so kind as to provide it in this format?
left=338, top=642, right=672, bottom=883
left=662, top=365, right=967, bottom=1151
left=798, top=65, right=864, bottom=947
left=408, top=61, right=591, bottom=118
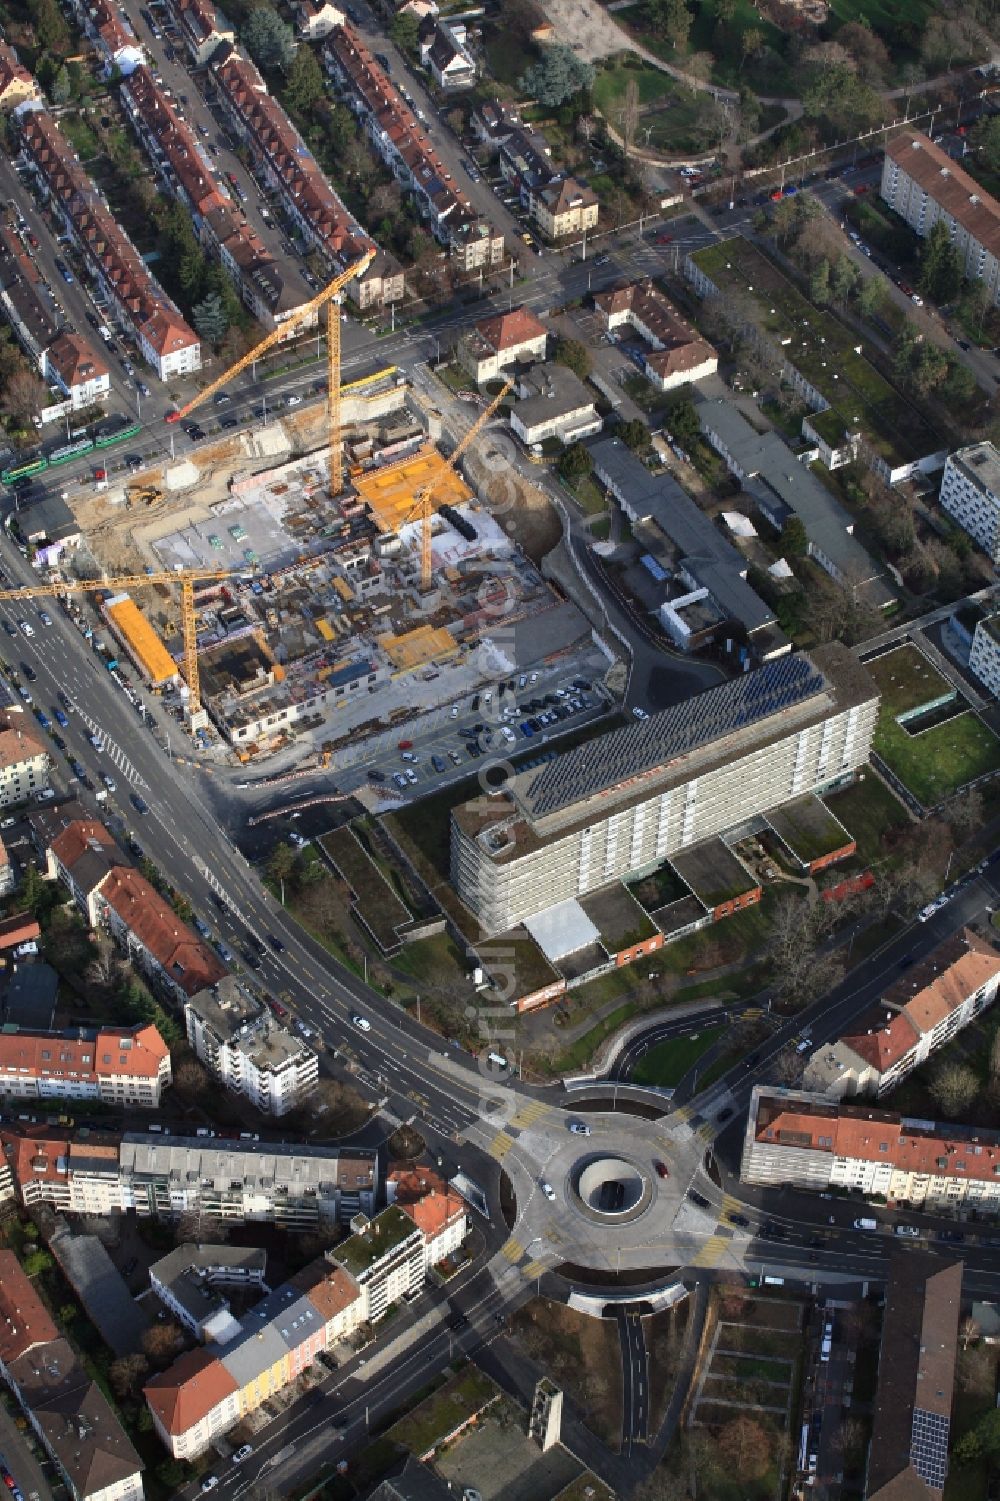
left=149, top=1244, right=268, bottom=1342
left=386, top=1165, right=468, bottom=1269
left=969, top=613, right=1000, bottom=698
left=297, top=0, right=346, bottom=38
left=459, top=306, right=547, bottom=385
left=0, top=1128, right=378, bottom=1224
left=510, top=363, right=601, bottom=448
left=0, top=42, right=40, bottom=112
left=742, top=1086, right=1000, bottom=1212
left=120, top=67, right=314, bottom=331
left=118, top=1135, right=377, bottom=1226
left=0, top=1253, right=143, bottom=1501
left=419, top=19, right=476, bottom=90
left=211, top=48, right=403, bottom=309
left=331, top=1205, right=426, bottom=1322
left=165, top=0, right=236, bottom=64
left=698, top=398, right=895, bottom=610
left=45, top=817, right=122, bottom=925
left=0, top=1022, right=171, bottom=1107
left=0, top=225, right=111, bottom=419
left=938, top=441, right=1000, bottom=563
left=805, top=929, right=1000, bottom=1100
left=66, top=0, right=145, bottom=76
left=0, top=720, right=48, bottom=808
left=498, top=125, right=598, bottom=242
left=18, top=111, right=200, bottom=380
left=866, top=1254, right=962, bottom=1501
left=452, top=643, right=877, bottom=935
left=145, top=1256, right=364, bottom=1458
left=595, top=280, right=716, bottom=391
left=95, top=867, right=227, bottom=1005
left=325, top=26, right=503, bottom=272
left=882, top=130, right=1000, bottom=309
left=184, top=982, right=319, bottom=1117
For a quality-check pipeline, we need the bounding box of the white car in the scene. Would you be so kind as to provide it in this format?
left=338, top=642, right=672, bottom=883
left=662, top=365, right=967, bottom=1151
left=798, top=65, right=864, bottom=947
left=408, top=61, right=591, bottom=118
left=540, top=1180, right=557, bottom=1201
left=286, top=393, right=302, bottom=407
left=18, top=620, right=33, bottom=637
left=632, top=706, right=648, bottom=721
left=895, top=1224, right=921, bottom=1237
left=232, top=1444, right=253, bottom=1464
left=38, top=610, right=51, bottom=625
left=569, top=1121, right=591, bottom=1136
left=201, top=1479, right=219, bottom=1494
left=352, top=1014, right=371, bottom=1032
left=449, top=705, right=460, bottom=717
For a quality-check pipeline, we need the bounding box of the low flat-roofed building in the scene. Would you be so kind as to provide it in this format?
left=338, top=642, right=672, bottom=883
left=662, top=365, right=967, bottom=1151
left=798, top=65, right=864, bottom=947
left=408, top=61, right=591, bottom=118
left=510, top=363, right=601, bottom=448
left=149, top=1244, right=268, bottom=1342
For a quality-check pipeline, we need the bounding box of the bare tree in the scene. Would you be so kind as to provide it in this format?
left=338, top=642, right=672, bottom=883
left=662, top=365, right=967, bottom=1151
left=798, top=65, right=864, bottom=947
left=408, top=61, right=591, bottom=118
left=948, top=787, right=985, bottom=845
left=961, top=1314, right=981, bottom=1350
left=175, top=1207, right=230, bottom=1245
left=109, top=1353, right=149, bottom=1398
left=142, top=1320, right=184, bottom=1368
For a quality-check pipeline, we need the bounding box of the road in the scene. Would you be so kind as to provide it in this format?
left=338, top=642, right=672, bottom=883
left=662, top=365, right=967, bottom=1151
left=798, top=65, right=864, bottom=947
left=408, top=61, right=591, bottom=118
left=617, top=1310, right=648, bottom=1456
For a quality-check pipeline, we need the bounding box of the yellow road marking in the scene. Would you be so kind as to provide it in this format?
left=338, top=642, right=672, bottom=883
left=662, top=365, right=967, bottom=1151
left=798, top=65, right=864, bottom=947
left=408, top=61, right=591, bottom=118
left=487, top=1131, right=514, bottom=1161
left=690, top=1234, right=729, bottom=1268
left=502, top=1237, right=524, bottom=1263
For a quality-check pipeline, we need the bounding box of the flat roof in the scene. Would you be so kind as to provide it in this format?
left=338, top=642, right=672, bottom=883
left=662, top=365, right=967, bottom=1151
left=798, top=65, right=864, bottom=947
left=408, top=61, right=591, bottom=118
left=333, top=1205, right=419, bottom=1276
left=952, top=440, right=1000, bottom=500
left=353, top=446, right=473, bottom=534
left=523, top=898, right=600, bottom=961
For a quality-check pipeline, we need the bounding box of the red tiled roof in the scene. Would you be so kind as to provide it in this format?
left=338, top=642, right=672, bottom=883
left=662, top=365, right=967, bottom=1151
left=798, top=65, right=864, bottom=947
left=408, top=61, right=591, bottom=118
left=19, top=111, right=199, bottom=360
left=145, top=1348, right=238, bottom=1436
left=0, top=1023, right=167, bottom=1084
left=0, top=720, right=45, bottom=771
left=594, top=279, right=715, bottom=379
left=49, top=818, right=119, bottom=875
left=0, top=41, right=37, bottom=99
left=99, top=868, right=226, bottom=996
left=2, top=1131, right=71, bottom=1188
left=0, top=1250, right=58, bottom=1363
left=472, top=307, right=547, bottom=354
left=292, top=1261, right=361, bottom=1322
left=45, top=332, right=110, bottom=389
left=399, top=1185, right=465, bottom=1239
left=887, top=130, right=1000, bottom=263
left=0, top=912, right=41, bottom=950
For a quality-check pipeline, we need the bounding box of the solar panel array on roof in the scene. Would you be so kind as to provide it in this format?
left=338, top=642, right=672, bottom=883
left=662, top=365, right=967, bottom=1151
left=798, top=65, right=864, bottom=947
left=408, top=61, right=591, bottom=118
left=520, top=654, right=827, bottom=819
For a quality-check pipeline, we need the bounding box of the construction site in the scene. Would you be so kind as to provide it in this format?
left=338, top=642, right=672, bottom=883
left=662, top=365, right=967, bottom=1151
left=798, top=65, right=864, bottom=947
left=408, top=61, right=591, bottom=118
left=46, top=258, right=586, bottom=763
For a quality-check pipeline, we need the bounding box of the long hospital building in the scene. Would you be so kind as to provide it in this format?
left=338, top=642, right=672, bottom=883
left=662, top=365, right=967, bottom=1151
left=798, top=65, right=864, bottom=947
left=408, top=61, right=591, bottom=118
left=451, top=644, right=878, bottom=936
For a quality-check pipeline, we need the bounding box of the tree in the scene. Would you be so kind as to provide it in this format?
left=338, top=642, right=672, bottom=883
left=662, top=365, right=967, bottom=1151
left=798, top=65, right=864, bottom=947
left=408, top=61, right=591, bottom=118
left=919, top=220, right=962, bottom=305
left=142, top=1320, right=184, bottom=1368
left=972, top=115, right=1000, bottom=175
left=717, top=1416, right=772, bottom=1480
left=617, top=417, right=648, bottom=451
left=738, top=27, right=764, bottom=73
left=553, top=337, right=591, bottom=380
left=22, top=1249, right=53, bottom=1277
left=243, top=5, right=296, bottom=73
left=283, top=44, right=324, bottom=114
left=831, top=255, right=860, bottom=305
left=929, top=1060, right=979, bottom=1118
left=961, top=1314, right=982, bottom=1350
left=20, top=864, right=54, bottom=920
left=838, top=20, right=890, bottom=85
left=645, top=0, right=692, bottom=52
left=390, top=11, right=419, bottom=52
left=192, top=292, right=228, bottom=345
left=518, top=45, right=594, bottom=108
left=268, top=841, right=297, bottom=904
left=857, top=274, right=887, bottom=322
left=558, top=443, right=592, bottom=484
left=110, top=1353, right=149, bottom=1398
left=810, top=258, right=832, bottom=307
left=51, top=65, right=71, bottom=106
left=30, top=0, right=70, bottom=54
left=781, top=516, right=808, bottom=556
left=949, top=786, right=984, bottom=843
left=173, top=1058, right=211, bottom=1097
left=1, top=366, right=45, bottom=427
left=666, top=397, right=700, bottom=447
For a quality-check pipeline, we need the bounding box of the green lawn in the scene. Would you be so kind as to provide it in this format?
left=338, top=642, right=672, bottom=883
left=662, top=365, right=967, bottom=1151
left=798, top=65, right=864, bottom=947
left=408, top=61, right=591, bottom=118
left=863, top=643, right=952, bottom=717
left=874, top=709, right=1000, bottom=807
left=824, top=772, right=910, bottom=865
left=632, top=1026, right=724, bottom=1086
left=593, top=59, right=676, bottom=114
left=565, top=472, right=609, bottom=517
left=614, top=0, right=794, bottom=94
left=593, top=59, right=722, bottom=154
left=483, top=26, right=528, bottom=87
left=387, top=1367, right=498, bottom=1455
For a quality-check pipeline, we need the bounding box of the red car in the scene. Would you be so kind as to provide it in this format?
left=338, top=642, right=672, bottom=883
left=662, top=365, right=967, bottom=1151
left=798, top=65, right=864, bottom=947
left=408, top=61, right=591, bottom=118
left=397, top=738, right=413, bottom=750
left=854, top=183, right=869, bottom=196
left=656, top=233, right=674, bottom=244
left=769, top=189, right=783, bottom=201
left=655, top=1161, right=669, bottom=1178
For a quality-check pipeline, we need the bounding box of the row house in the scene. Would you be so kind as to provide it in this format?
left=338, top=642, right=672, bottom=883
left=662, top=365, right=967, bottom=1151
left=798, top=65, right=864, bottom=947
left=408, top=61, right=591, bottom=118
left=45, top=816, right=122, bottom=925
left=211, top=47, right=403, bottom=308
left=67, top=0, right=145, bottom=76
left=164, top=0, right=235, bottom=65
left=743, top=1085, right=1000, bottom=1212
left=0, top=1132, right=127, bottom=1216
left=0, top=1255, right=143, bottom=1501
left=120, top=67, right=314, bottom=331
left=805, top=928, right=1000, bottom=1100
left=0, top=1021, right=171, bottom=1108
left=0, top=225, right=110, bottom=416
left=145, top=1257, right=363, bottom=1458
left=95, top=867, right=227, bottom=1005
left=325, top=25, right=503, bottom=273
left=17, top=111, right=201, bottom=380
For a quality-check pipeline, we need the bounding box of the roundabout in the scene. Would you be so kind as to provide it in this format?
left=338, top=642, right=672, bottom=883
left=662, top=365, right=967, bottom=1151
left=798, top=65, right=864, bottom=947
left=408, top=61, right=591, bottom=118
left=573, top=1154, right=652, bottom=1224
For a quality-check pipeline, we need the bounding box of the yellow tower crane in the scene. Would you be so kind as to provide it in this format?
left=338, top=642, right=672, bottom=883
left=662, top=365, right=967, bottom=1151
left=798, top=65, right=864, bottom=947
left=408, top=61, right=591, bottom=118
left=166, top=250, right=375, bottom=497
left=0, top=570, right=241, bottom=731
left=400, top=379, right=514, bottom=591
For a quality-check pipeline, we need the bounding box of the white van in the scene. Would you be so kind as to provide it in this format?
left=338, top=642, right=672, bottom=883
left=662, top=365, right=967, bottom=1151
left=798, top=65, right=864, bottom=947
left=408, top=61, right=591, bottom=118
left=854, top=1217, right=877, bottom=1231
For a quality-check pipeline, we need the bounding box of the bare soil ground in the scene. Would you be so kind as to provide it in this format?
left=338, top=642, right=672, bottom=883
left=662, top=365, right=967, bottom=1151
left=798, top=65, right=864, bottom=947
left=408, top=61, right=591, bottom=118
left=510, top=1297, right=623, bottom=1448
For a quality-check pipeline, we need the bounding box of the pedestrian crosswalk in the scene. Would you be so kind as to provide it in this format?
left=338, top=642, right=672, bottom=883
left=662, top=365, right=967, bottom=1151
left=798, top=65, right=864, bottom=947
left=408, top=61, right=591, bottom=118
left=720, top=1193, right=743, bottom=1221
left=75, top=707, right=146, bottom=787
left=523, top=1258, right=546, bottom=1282
left=486, top=1130, right=514, bottom=1161
left=511, top=1099, right=551, bottom=1130
left=690, top=1233, right=730, bottom=1269
left=501, top=1236, right=524, bottom=1264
